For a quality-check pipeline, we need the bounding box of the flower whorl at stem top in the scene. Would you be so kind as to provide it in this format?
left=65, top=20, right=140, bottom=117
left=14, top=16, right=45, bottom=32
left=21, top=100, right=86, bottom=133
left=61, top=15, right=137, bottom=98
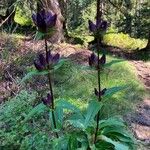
left=32, top=10, right=57, bottom=33
left=89, top=53, right=106, bottom=69
left=34, top=51, right=60, bottom=71
left=88, top=19, right=108, bottom=34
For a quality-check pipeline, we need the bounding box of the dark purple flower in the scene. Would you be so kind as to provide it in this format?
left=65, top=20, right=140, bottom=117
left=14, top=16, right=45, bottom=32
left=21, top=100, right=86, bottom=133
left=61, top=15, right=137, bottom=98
left=46, top=51, right=60, bottom=67
left=34, top=52, right=60, bottom=71
left=42, top=93, right=52, bottom=106
left=39, top=54, right=47, bottom=67
left=88, top=19, right=108, bottom=33
left=52, top=53, right=60, bottom=64
left=32, top=10, right=57, bottom=33
left=100, top=21, right=107, bottom=30
left=34, top=54, right=47, bottom=71
left=94, top=88, right=107, bottom=97
left=99, top=54, right=106, bottom=65
left=46, top=51, right=53, bottom=63
left=88, top=20, right=97, bottom=33
left=89, top=53, right=98, bottom=68
left=34, top=61, right=44, bottom=71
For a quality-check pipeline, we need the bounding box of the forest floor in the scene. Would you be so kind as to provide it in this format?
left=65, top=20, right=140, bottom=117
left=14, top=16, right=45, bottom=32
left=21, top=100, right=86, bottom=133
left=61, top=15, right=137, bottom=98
left=0, top=35, right=150, bottom=148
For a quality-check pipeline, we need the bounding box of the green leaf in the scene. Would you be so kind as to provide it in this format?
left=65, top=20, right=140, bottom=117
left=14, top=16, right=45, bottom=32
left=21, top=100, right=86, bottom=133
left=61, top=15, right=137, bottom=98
left=67, top=112, right=85, bottom=129
left=101, top=127, right=132, bottom=140
left=104, top=86, right=127, bottom=98
left=113, top=133, right=135, bottom=144
left=77, top=135, right=88, bottom=150
left=52, top=136, right=69, bottom=150
left=24, top=103, right=47, bottom=122
left=104, top=60, right=124, bottom=68
left=68, top=120, right=85, bottom=129
left=99, top=117, right=125, bottom=129
left=100, top=135, right=129, bottom=150
left=56, top=99, right=80, bottom=112
left=68, top=135, right=78, bottom=150
left=55, top=106, right=63, bottom=128
left=84, top=100, right=103, bottom=128
left=34, top=31, right=45, bottom=40
left=54, top=59, right=68, bottom=71
left=49, top=106, right=63, bottom=130
left=21, top=70, right=49, bottom=83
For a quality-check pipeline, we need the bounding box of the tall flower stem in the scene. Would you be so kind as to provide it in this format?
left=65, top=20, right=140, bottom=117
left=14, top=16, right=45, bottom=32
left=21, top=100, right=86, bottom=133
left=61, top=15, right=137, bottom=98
left=45, top=38, right=59, bottom=138
left=94, top=0, right=102, bottom=144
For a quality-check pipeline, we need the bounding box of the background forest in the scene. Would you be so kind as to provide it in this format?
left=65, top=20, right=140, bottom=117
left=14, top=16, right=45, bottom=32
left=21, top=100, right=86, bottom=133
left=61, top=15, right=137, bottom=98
left=0, top=0, right=150, bottom=150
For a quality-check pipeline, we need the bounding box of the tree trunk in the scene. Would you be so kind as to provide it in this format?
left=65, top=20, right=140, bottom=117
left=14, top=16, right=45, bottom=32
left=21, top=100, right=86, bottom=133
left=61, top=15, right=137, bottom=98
left=39, top=0, right=64, bottom=43
left=145, top=31, right=150, bottom=50
left=58, top=0, right=69, bottom=38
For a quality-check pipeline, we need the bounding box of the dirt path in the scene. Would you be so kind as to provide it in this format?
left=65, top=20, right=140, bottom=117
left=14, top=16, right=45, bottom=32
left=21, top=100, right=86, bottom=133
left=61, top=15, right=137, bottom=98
left=126, top=61, right=150, bottom=145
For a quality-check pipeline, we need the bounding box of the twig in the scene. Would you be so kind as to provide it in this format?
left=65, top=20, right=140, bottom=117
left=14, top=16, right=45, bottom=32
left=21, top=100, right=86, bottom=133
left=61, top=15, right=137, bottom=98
left=0, top=9, right=15, bottom=27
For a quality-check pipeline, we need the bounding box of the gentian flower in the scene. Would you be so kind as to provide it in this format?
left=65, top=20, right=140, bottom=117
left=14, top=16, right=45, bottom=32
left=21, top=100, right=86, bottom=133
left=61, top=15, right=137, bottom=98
left=34, top=51, right=60, bottom=71
left=99, top=54, right=106, bottom=65
left=94, top=88, right=107, bottom=97
left=34, top=54, right=47, bottom=71
left=89, top=53, right=106, bottom=69
left=89, top=53, right=98, bottom=68
left=88, top=19, right=108, bottom=33
left=32, top=10, right=57, bottom=33
left=42, top=93, right=52, bottom=106
left=46, top=51, right=60, bottom=67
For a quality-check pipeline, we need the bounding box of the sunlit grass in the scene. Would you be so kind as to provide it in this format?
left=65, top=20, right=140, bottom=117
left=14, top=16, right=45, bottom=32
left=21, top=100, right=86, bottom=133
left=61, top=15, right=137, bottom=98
left=54, top=56, right=145, bottom=117
left=104, top=33, right=147, bottom=51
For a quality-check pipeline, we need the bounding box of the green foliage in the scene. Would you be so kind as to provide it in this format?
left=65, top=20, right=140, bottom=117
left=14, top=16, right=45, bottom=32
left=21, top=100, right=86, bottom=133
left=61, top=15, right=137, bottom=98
left=66, top=100, right=135, bottom=149
left=0, top=90, right=37, bottom=148
left=104, top=33, right=147, bottom=50
left=68, top=100, right=103, bottom=130
left=14, top=4, right=32, bottom=26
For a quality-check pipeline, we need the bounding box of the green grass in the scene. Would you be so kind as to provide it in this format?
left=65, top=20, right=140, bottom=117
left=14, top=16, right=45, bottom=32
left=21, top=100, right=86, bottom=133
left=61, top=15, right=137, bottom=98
left=54, top=56, right=145, bottom=117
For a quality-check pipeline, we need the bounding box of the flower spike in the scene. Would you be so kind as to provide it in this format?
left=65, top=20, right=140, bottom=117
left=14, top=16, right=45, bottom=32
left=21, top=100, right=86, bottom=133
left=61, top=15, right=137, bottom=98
left=32, top=10, right=57, bottom=33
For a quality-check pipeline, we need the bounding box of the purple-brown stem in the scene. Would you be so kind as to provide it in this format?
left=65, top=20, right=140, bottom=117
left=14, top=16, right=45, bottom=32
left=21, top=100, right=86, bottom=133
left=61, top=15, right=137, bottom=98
left=94, top=0, right=102, bottom=144
left=45, top=38, right=59, bottom=138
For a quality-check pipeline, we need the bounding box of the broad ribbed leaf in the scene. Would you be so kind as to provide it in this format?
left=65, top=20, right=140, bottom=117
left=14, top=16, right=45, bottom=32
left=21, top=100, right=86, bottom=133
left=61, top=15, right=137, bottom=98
left=104, top=86, right=127, bottom=98
left=68, top=120, right=85, bottom=129
left=54, top=59, right=67, bottom=70
left=100, top=135, right=129, bottom=150
left=52, top=136, right=69, bottom=150
left=104, top=60, right=124, bottom=68
left=101, top=127, right=132, bottom=140
left=67, top=112, right=85, bottom=129
left=99, top=117, right=125, bottom=129
left=84, top=100, right=103, bottom=128
left=49, top=106, right=63, bottom=130
left=56, top=99, right=80, bottom=112
left=68, top=135, right=78, bottom=150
